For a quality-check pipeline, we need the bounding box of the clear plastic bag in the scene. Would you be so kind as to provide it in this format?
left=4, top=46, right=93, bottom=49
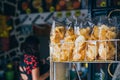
left=93, top=16, right=117, bottom=61
left=50, top=21, right=65, bottom=62
left=60, top=19, right=76, bottom=61
left=50, top=14, right=119, bottom=62
left=73, top=18, right=93, bottom=61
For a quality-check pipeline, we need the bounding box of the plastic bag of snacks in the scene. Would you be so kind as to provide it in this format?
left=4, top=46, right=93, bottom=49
left=50, top=14, right=118, bottom=62
left=83, top=19, right=99, bottom=61
left=82, top=19, right=98, bottom=61
left=93, top=16, right=117, bottom=61
left=60, top=19, right=76, bottom=61
left=50, top=21, right=65, bottom=61
left=72, top=19, right=91, bottom=61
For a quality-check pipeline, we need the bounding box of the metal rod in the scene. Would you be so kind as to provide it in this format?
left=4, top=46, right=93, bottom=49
left=73, top=63, right=81, bottom=80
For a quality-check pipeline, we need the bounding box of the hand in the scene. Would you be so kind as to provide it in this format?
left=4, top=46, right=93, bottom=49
left=40, top=59, right=46, bottom=64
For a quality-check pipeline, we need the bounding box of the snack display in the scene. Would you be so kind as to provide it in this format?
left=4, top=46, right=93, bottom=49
left=50, top=17, right=119, bottom=62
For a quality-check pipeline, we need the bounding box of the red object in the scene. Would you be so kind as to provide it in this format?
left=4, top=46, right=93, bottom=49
left=22, top=2, right=28, bottom=10
left=59, top=0, right=66, bottom=7
left=73, top=1, right=80, bottom=9
left=23, top=54, right=39, bottom=74
left=56, top=5, right=61, bottom=11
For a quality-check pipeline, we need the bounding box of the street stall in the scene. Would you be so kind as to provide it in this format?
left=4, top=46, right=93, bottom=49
left=0, top=0, right=120, bottom=80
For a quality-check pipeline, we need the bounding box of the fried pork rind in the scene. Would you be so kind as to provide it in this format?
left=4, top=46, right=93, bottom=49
left=73, top=36, right=86, bottom=61
left=98, top=41, right=115, bottom=60
left=55, top=26, right=65, bottom=39
left=60, top=43, right=74, bottom=61
left=51, top=44, right=61, bottom=61
left=50, top=19, right=118, bottom=62
left=89, top=26, right=99, bottom=40
left=98, top=25, right=116, bottom=60
left=99, top=25, right=117, bottom=40
left=60, top=27, right=76, bottom=61
left=87, top=24, right=117, bottom=61
left=50, top=26, right=65, bottom=61
left=72, top=27, right=90, bottom=61
left=98, top=41, right=107, bottom=60
left=50, top=26, right=65, bottom=44
left=79, top=27, right=91, bottom=40
left=86, top=41, right=98, bottom=61
left=87, top=25, right=99, bottom=61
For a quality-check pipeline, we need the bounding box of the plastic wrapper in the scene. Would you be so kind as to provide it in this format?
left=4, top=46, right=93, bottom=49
left=96, top=16, right=117, bottom=61
left=50, top=21, right=65, bottom=61
left=50, top=15, right=119, bottom=62
left=50, top=21, right=65, bottom=44
left=72, top=19, right=91, bottom=61
left=86, top=41, right=98, bottom=61
left=60, top=21, right=76, bottom=61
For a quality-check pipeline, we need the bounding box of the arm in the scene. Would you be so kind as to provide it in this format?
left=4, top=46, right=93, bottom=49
left=32, top=67, right=49, bottom=80
left=19, top=66, right=28, bottom=80
left=39, top=70, right=49, bottom=80
left=32, top=67, right=40, bottom=80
